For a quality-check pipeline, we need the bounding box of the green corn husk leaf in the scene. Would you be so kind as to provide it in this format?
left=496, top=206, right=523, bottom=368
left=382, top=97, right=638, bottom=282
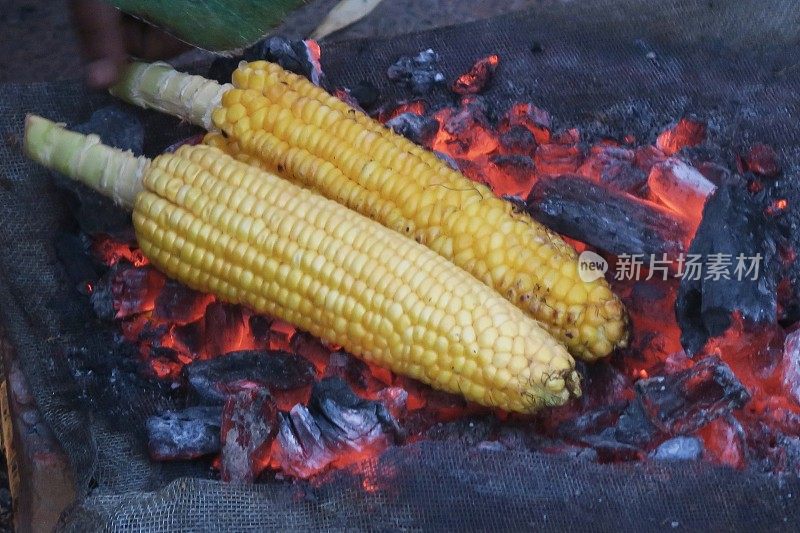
left=110, top=0, right=308, bottom=51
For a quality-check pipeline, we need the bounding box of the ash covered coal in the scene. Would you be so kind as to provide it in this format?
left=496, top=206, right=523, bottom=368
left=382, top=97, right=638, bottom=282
left=385, top=112, right=439, bottom=145
left=221, top=388, right=278, bottom=483
left=387, top=49, right=445, bottom=95
left=147, top=406, right=222, bottom=461
left=273, top=378, right=403, bottom=478
left=183, top=350, right=316, bottom=404
left=209, top=36, right=325, bottom=86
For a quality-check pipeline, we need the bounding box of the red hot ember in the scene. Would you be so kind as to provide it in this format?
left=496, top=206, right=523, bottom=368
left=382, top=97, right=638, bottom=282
left=452, top=54, right=500, bottom=95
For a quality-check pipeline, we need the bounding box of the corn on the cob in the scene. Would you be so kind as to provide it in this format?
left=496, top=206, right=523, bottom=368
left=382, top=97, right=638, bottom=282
left=24, top=115, right=580, bottom=413
left=110, top=62, right=628, bottom=361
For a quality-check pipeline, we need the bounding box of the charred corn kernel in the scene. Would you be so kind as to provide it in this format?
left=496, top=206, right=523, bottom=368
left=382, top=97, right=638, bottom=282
left=25, top=115, right=580, bottom=413
left=110, top=61, right=628, bottom=360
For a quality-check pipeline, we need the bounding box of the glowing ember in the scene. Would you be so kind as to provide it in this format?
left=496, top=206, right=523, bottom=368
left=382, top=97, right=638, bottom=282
left=655, top=117, right=706, bottom=156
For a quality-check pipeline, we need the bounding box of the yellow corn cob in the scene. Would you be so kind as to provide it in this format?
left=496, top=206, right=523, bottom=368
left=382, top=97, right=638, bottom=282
left=110, top=62, right=628, bottom=361
left=24, top=115, right=580, bottom=414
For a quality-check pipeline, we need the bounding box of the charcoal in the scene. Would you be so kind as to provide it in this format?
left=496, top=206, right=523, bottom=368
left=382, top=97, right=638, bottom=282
left=209, top=36, right=324, bottom=86
left=221, top=388, right=278, bottom=483
left=309, top=378, right=403, bottom=444
left=557, top=404, right=625, bottom=438
left=111, top=266, right=163, bottom=318
left=153, top=279, right=209, bottom=324
left=274, top=406, right=334, bottom=479
left=526, top=175, right=689, bottom=259
left=273, top=378, right=402, bottom=478
left=387, top=49, right=445, bottom=95
left=183, top=350, right=316, bottom=404
left=202, top=302, right=248, bottom=357
left=613, top=400, right=662, bottom=447
left=743, top=143, right=781, bottom=178
left=649, top=436, right=703, bottom=461
left=580, top=432, right=644, bottom=462
left=451, top=54, right=500, bottom=95
left=656, top=117, right=706, bottom=156
left=499, top=125, right=537, bottom=155
left=534, top=144, right=582, bottom=177
left=385, top=112, right=439, bottom=145
left=146, top=406, right=222, bottom=461
left=636, top=356, right=750, bottom=435
left=677, top=184, right=779, bottom=355
left=578, top=147, right=648, bottom=194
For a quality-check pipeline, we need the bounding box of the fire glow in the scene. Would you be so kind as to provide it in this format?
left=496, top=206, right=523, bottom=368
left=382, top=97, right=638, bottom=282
left=85, top=52, right=800, bottom=484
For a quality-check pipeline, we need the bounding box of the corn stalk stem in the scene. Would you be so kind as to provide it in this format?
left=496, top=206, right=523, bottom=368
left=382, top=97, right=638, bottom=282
left=111, top=62, right=231, bottom=130
left=24, top=115, right=148, bottom=209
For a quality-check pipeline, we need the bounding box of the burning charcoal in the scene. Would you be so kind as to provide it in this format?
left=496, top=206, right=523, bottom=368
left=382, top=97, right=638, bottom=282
left=677, top=184, right=778, bottom=355
left=577, top=146, right=648, bottom=194
left=636, top=356, right=750, bottom=435
left=273, top=378, right=401, bottom=478
left=488, top=155, right=536, bottom=197
left=634, top=145, right=667, bottom=172
left=385, top=112, right=439, bottom=146
left=112, top=266, right=165, bottom=318
left=309, top=378, right=403, bottom=444
left=649, top=436, right=703, bottom=461
left=743, top=143, right=782, bottom=178
left=451, top=54, right=500, bottom=95
left=274, top=406, right=334, bottom=478
left=202, top=302, right=249, bottom=357
left=89, top=268, right=116, bottom=320
left=209, top=36, right=324, bottom=86
left=183, top=350, right=316, bottom=404
left=648, top=158, right=717, bottom=227
left=499, top=125, right=537, bottom=155
left=153, top=279, right=210, bottom=324
left=221, top=388, right=278, bottom=483
left=656, top=117, right=706, bottom=156
left=501, top=103, right=551, bottom=144
left=534, top=143, right=582, bottom=177
left=249, top=315, right=272, bottom=345
left=526, top=175, right=690, bottom=259
left=146, top=406, right=222, bottom=461
left=387, top=49, right=445, bottom=95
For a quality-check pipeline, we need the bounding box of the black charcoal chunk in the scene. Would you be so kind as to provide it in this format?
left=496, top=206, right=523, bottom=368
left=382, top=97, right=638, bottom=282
left=636, top=356, right=750, bottom=434
left=386, top=112, right=439, bottom=145
left=183, top=350, right=316, bottom=404
left=387, top=49, right=445, bottom=95
left=146, top=406, right=222, bottom=461
left=677, top=184, right=779, bottom=355
left=526, top=175, right=689, bottom=259
left=209, top=36, right=324, bottom=87
left=613, top=400, right=662, bottom=447
left=649, top=436, right=703, bottom=461
left=55, top=233, right=98, bottom=288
